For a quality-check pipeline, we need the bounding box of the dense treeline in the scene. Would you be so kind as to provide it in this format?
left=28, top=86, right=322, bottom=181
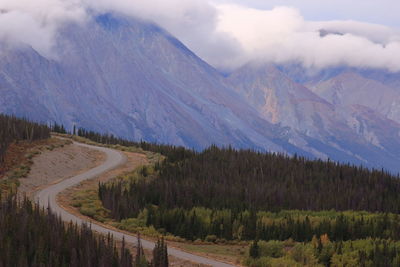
left=256, top=212, right=400, bottom=242
left=101, top=146, right=400, bottom=214
left=0, top=114, right=50, bottom=163
left=99, top=200, right=400, bottom=243
left=0, top=195, right=133, bottom=267
left=76, top=128, right=195, bottom=162
left=246, top=237, right=400, bottom=267
left=99, top=146, right=400, bottom=243
left=244, top=238, right=400, bottom=267
left=52, top=125, right=195, bottom=161
left=147, top=208, right=400, bottom=242
left=63, top=126, right=400, bottom=265
left=76, top=128, right=139, bottom=147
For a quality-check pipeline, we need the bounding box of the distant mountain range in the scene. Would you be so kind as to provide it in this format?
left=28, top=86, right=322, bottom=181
left=1, top=13, right=400, bottom=173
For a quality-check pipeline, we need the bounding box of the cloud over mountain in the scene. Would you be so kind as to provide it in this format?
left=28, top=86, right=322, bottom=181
left=0, top=0, right=399, bottom=71
left=216, top=4, right=400, bottom=71
left=0, top=0, right=86, bottom=57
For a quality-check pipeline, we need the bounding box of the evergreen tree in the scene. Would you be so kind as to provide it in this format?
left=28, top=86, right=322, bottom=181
left=249, top=240, right=260, bottom=259
left=135, top=234, right=148, bottom=267
left=152, top=237, right=168, bottom=267
left=0, top=114, right=50, bottom=165
left=0, top=195, right=134, bottom=267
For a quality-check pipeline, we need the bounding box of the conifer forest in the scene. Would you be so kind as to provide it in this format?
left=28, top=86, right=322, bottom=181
left=0, top=117, right=170, bottom=267
left=0, top=195, right=133, bottom=267
left=97, top=142, right=400, bottom=266
left=4, top=118, right=400, bottom=266
left=0, top=114, right=50, bottom=163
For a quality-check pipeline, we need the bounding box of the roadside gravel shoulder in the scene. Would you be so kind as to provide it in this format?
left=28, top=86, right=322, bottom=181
left=19, top=142, right=105, bottom=199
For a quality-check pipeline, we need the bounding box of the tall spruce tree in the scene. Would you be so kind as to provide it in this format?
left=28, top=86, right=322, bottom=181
left=135, top=234, right=148, bottom=267
left=152, top=237, right=168, bottom=267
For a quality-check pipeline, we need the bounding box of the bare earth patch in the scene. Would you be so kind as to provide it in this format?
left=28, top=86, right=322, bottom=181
left=18, top=142, right=105, bottom=199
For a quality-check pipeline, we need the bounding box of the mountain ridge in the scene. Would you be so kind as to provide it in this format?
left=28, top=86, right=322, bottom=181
left=2, top=13, right=400, bottom=172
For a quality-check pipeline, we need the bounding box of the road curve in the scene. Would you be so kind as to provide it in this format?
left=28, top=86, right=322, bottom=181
left=35, top=142, right=237, bottom=267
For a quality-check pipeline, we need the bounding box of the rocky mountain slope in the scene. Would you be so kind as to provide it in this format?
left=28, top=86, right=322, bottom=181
left=1, top=13, right=400, bottom=172
left=227, top=63, right=400, bottom=172
left=0, top=14, right=287, bottom=152
left=308, top=72, right=400, bottom=124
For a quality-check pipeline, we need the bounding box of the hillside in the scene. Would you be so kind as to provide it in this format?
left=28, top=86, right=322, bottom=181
left=0, top=14, right=287, bottom=153
left=227, top=63, right=400, bottom=172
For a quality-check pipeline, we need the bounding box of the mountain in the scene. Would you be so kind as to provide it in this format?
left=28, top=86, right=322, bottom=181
left=0, top=14, right=290, bottom=152
left=308, top=72, right=400, bottom=124
left=227, top=63, right=400, bottom=172
left=227, top=64, right=337, bottom=137
left=1, top=13, right=400, bottom=172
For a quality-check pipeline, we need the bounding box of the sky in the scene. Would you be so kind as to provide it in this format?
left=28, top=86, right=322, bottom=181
left=0, top=0, right=399, bottom=72
left=218, top=0, right=400, bottom=28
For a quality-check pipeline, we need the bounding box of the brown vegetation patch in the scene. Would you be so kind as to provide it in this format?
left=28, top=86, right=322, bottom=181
left=0, top=138, right=71, bottom=194
left=0, top=138, right=60, bottom=177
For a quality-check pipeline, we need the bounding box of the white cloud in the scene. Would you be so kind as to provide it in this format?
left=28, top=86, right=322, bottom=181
left=0, top=0, right=86, bottom=57
left=82, top=0, right=243, bottom=70
left=215, top=4, right=400, bottom=71
left=1, top=0, right=400, bottom=72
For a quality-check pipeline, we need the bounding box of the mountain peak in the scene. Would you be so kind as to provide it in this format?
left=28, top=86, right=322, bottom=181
left=319, top=29, right=345, bottom=37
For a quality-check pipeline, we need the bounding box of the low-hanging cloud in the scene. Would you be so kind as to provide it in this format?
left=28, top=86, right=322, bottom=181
left=216, top=4, right=400, bottom=71
left=0, top=0, right=86, bottom=57
left=81, top=0, right=244, bottom=69
left=1, top=0, right=400, bottom=72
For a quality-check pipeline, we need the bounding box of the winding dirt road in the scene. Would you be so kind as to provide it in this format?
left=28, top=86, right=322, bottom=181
left=35, top=141, right=236, bottom=267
